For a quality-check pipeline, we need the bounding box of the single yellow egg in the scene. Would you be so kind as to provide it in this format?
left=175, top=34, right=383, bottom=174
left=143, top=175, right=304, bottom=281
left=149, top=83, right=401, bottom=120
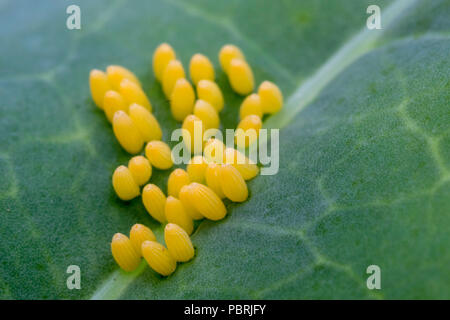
left=142, top=184, right=167, bottom=223
left=162, top=60, right=185, bottom=99
left=112, top=165, right=140, bottom=200
left=145, top=140, right=173, bottom=170
left=228, top=58, right=254, bottom=95
left=189, top=182, right=227, bottom=221
left=187, top=155, right=208, bottom=183
left=165, top=196, right=194, bottom=235
left=119, top=78, right=152, bottom=111
left=219, top=164, right=248, bottom=202
left=89, top=69, right=111, bottom=109
left=128, top=155, right=152, bottom=186
left=203, top=138, right=226, bottom=164
left=258, top=81, right=283, bottom=114
left=128, top=103, right=162, bottom=142
left=193, top=99, right=220, bottom=129
left=239, top=93, right=263, bottom=120
left=111, top=233, right=141, bottom=272
left=219, top=44, right=245, bottom=74
left=103, top=90, right=128, bottom=123
left=189, top=53, right=215, bottom=85
left=179, top=185, right=204, bottom=220
left=141, top=240, right=176, bottom=276
left=205, top=162, right=225, bottom=199
left=164, top=223, right=195, bottom=262
left=170, top=78, right=195, bottom=122
left=235, top=114, right=262, bottom=148
left=167, top=168, right=190, bottom=198
left=112, top=111, right=144, bottom=154
left=153, top=43, right=176, bottom=82
left=182, top=114, right=204, bottom=154
left=107, top=65, right=141, bottom=90
left=196, top=79, right=224, bottom=112
left=130, top=224, right=156, bottom=256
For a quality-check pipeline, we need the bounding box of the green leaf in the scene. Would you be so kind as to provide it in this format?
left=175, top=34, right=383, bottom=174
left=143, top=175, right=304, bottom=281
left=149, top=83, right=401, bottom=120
left=0, top=0, right=448, bottom=299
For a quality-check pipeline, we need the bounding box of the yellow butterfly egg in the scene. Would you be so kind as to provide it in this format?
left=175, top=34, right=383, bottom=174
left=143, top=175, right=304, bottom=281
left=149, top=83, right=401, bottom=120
left=89, top=69, right=111, bottom=109
left=196, top=79, right=224, bottom=112
left=219, top=44, right=245, bottom=74
left=239, top=93, right=263, bottom=120
left=164, top=223, right=195, bottom=262
left=129, top=103, right=162, bottom=142
left=189, top=53, right=215, bottom=85
left=179, top=185, right=204, bottom=220
left=189, top=182, right=227, bottom=221
left=205, top=162, right=225, bottom=199
left=235, top=114, right=262, bottom=148
left=187, top=155, right=208, bottom=183
left=165, top=196, right=194, bottom=235
left=153, top=43, right=176, bottom=82
left=193, top=99, right=220, bottom=130
left=224, top=147, right=259, bottom=180
left=236, top=114, right=262, bottom=132
left=162, top=59, right=185, bottom=99
left=167, top=168, right=190, bottom=198
left=182, top=114, right=205, bottom=154
left=145, top=140, right=173, bottom=170
left=128, top=155, right=152, bottom=186
left=130, top=224, right=156, bottom=256
left=170, top=78, right=195, bottom=122
left=219, top=164, right=248, bottom=202
left=228, top=58, right=254, bottom=95
left=103, top=90, right=128, bottom=123
left=258, top=81, right=283, bottom=114
left=203, top=138, right=226, bottom=164
left=141, top=240, right=176, bottom=276
left=107, top=65, right=141, bottom=90
left=111, top=233, right=141, bottom=272
left=119, top=78, right=152, bottom=112
left=142, top=184, right=167, bottom=223
left=112, top=111, right=144, bottom=154
left=112, top=165, right=140, bottom=201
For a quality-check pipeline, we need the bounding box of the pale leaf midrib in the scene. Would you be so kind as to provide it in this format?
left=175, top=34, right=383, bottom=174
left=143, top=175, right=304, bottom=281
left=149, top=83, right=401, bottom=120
left=264, top=0, right=420, bottom=130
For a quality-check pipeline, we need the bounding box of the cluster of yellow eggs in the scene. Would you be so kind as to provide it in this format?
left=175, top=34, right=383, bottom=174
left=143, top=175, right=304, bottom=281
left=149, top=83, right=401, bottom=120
left=111, top=223, right=194, bottom=275
left=89, top=43, right=283, bottom=276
